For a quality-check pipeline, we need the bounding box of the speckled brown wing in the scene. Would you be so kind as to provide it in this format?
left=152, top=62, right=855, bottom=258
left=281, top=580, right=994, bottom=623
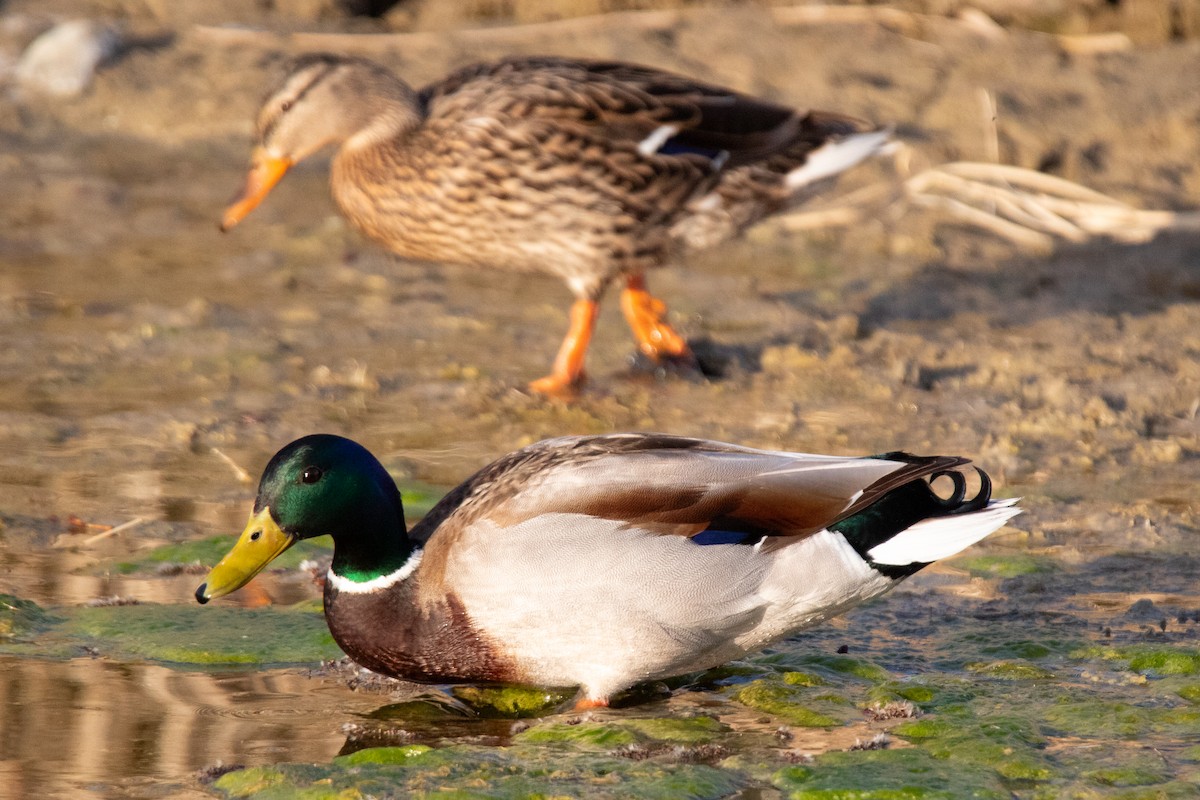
left=421, top=57, right=877, bottom=259
left=421, top=57, right=866, bottom=170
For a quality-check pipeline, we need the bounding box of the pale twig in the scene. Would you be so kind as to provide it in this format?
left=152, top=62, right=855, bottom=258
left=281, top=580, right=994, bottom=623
left=1056, top=32, right=1133, bottom=55
left=938, top=162, right=1118, bottom=204
left=908, top=192, right=1056, bottom=252
left=905, top=159, right=1200, bottom=249
left=979, top=88, right=999, bottom=166
left=83, top=516, right=147, bottom=545
left=773, top=152, right=1200, bottom=255
left=212, top=447, right=253, bottom=484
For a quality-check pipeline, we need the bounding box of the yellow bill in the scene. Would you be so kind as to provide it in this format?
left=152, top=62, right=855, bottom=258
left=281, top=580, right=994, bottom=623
left=219, top=149, right=293, bottom=232
left=195, top=507, right=297, bottom=604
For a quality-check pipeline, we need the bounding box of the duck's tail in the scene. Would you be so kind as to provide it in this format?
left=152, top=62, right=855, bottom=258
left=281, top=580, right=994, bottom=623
left=830, top=460, right=1021, bottom=579
left=865, top=497, right=1022, bottom=568
left=671, top=116, right=891, bottom=250
left=783, top=125, right=892, bottom=191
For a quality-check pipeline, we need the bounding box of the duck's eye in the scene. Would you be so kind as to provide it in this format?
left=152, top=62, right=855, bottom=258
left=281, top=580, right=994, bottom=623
left=301, top=466, right=323, bottom=484
left=281, top=100, right=293, bottom=112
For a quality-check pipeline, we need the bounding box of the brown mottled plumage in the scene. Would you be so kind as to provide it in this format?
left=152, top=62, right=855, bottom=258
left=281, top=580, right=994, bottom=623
left=221, top=54, right=890, bottom=394
left=196, top=433, right=1020, bottom=708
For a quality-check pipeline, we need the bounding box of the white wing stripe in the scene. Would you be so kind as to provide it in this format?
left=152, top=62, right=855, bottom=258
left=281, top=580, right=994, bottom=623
left=637, top=124, right=680, bottom=156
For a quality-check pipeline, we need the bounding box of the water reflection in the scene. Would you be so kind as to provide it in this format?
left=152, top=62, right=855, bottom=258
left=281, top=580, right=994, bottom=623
left=0, top=657, right=380, bottom=799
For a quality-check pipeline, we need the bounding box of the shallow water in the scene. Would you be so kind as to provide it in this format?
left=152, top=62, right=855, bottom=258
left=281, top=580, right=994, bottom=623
left=4, top=500, right=1200, bottom=798
left=0, top=658, right=371, bottom=799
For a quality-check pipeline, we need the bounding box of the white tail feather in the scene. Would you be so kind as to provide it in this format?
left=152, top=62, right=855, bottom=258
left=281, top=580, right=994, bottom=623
left=866, top=499, right=1021, bottom=566
left=785, top=128, right=891, bottom=190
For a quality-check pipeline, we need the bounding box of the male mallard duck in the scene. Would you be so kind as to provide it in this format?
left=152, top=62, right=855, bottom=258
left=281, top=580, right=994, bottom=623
left=220, top=54, right=888, bottom=395
left=196, top=433, right=1019, bottom=707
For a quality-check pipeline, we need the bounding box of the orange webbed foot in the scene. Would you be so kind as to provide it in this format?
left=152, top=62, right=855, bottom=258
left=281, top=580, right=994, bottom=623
left=620, top=275, right=694, bottom=364
left=528, top=371, right=585, bottom=399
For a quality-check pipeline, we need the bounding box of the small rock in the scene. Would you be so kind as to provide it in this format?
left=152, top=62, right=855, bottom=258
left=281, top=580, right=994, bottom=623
left=16, top=20, right=120, bottom=97
left=848, top=732, right=891, bottom=751
left=1125, top=598, right=1160, bottom=620
left=196, top=762, right=244, bottom=785
left=864, top=700, right=920, bottom=721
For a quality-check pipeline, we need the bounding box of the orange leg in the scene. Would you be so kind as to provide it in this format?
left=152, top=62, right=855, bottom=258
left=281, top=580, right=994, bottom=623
left=573, top=696, right=610, bottom=712
left=619, top=275, right=692, bottom=362
left=528, top=299, right=599, bottom=397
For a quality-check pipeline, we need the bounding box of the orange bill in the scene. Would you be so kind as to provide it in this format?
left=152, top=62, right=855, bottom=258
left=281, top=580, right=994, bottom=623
left=220, top=149, right=293, bottom=232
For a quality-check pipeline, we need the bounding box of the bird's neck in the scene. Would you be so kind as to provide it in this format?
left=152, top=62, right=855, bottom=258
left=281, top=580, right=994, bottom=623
left=342, top=103, right=422, bottom=153
left=329, top=515, right=418, bottom=586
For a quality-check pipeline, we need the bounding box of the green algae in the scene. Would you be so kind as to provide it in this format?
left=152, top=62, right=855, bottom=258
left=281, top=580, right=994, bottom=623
left=954, top=554, right=1057, bottom=579
left=965, top=660, right=1056, bottom=680
left=893, top=710, right=1051, bottom=784
left=67, top=603, right=339, bottom=665
left=511, top=714, right=726, bottom=752
left=773, top=748, right=1011, bottom=799
left=115, top=535, right=332, bottom=574
left=732, top=680, right=841, bottom=726
left=213, top=766, right=289, bottom=796
left=980, top=641, right=1056, bottom=660
left=896, top=685, right=935, bottom=703
left=0, top=597, right=339, bottom=666
left=11, top=517, right=1200, bottom=799
left=783, top=671, right=827, bottom=687
left=867, top=676, right=982, bottom=712
left=1055, top=745, right=1175, bottom=789
left=619, top=715, right=727, bottom=743
left=212, top=744, right=745, bottom=799
left=333, top=745, right=432, bottom=766
left=786, top=655, right=891, bottom=683
left=1084, top=764, right=1172, bottom=787
left=1175, top=684, right=1200, bottom=704
left=946, top=631, right=1083, bottom=664
left=891, top=718, right=954, bottom=741
left=1125, top=649, right=1200, bottom=677
left=450, top=684, right=573, bottom=717
left=1077, top=645, right=1200, bottom=676
left=0, top=594, right=60, bottom=640
left=515, top=721, right=639, bottom=748
left=1042, top=700, right=1157, bottom=738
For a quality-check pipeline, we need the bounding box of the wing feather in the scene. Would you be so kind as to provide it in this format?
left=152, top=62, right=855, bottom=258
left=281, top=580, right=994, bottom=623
left=419, top=57, right=870, bottom=169
left=409, top=434, right=954, bottom=547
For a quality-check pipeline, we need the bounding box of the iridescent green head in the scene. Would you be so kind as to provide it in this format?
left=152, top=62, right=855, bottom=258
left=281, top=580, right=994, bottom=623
left=195, top=434, right=410, bottom=604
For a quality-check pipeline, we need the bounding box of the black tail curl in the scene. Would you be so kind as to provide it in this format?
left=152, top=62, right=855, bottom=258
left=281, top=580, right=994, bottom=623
left=927, top=467, right=991, bottom=514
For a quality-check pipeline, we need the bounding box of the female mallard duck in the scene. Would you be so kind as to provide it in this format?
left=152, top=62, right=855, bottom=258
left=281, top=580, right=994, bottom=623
left=220, top=54, right=888, bottom=395
left=196, top=433, right=1019, bottom=708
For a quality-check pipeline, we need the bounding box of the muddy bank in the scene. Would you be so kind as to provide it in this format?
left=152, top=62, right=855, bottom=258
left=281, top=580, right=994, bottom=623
left=0, top=4, right=1197, bottom=514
